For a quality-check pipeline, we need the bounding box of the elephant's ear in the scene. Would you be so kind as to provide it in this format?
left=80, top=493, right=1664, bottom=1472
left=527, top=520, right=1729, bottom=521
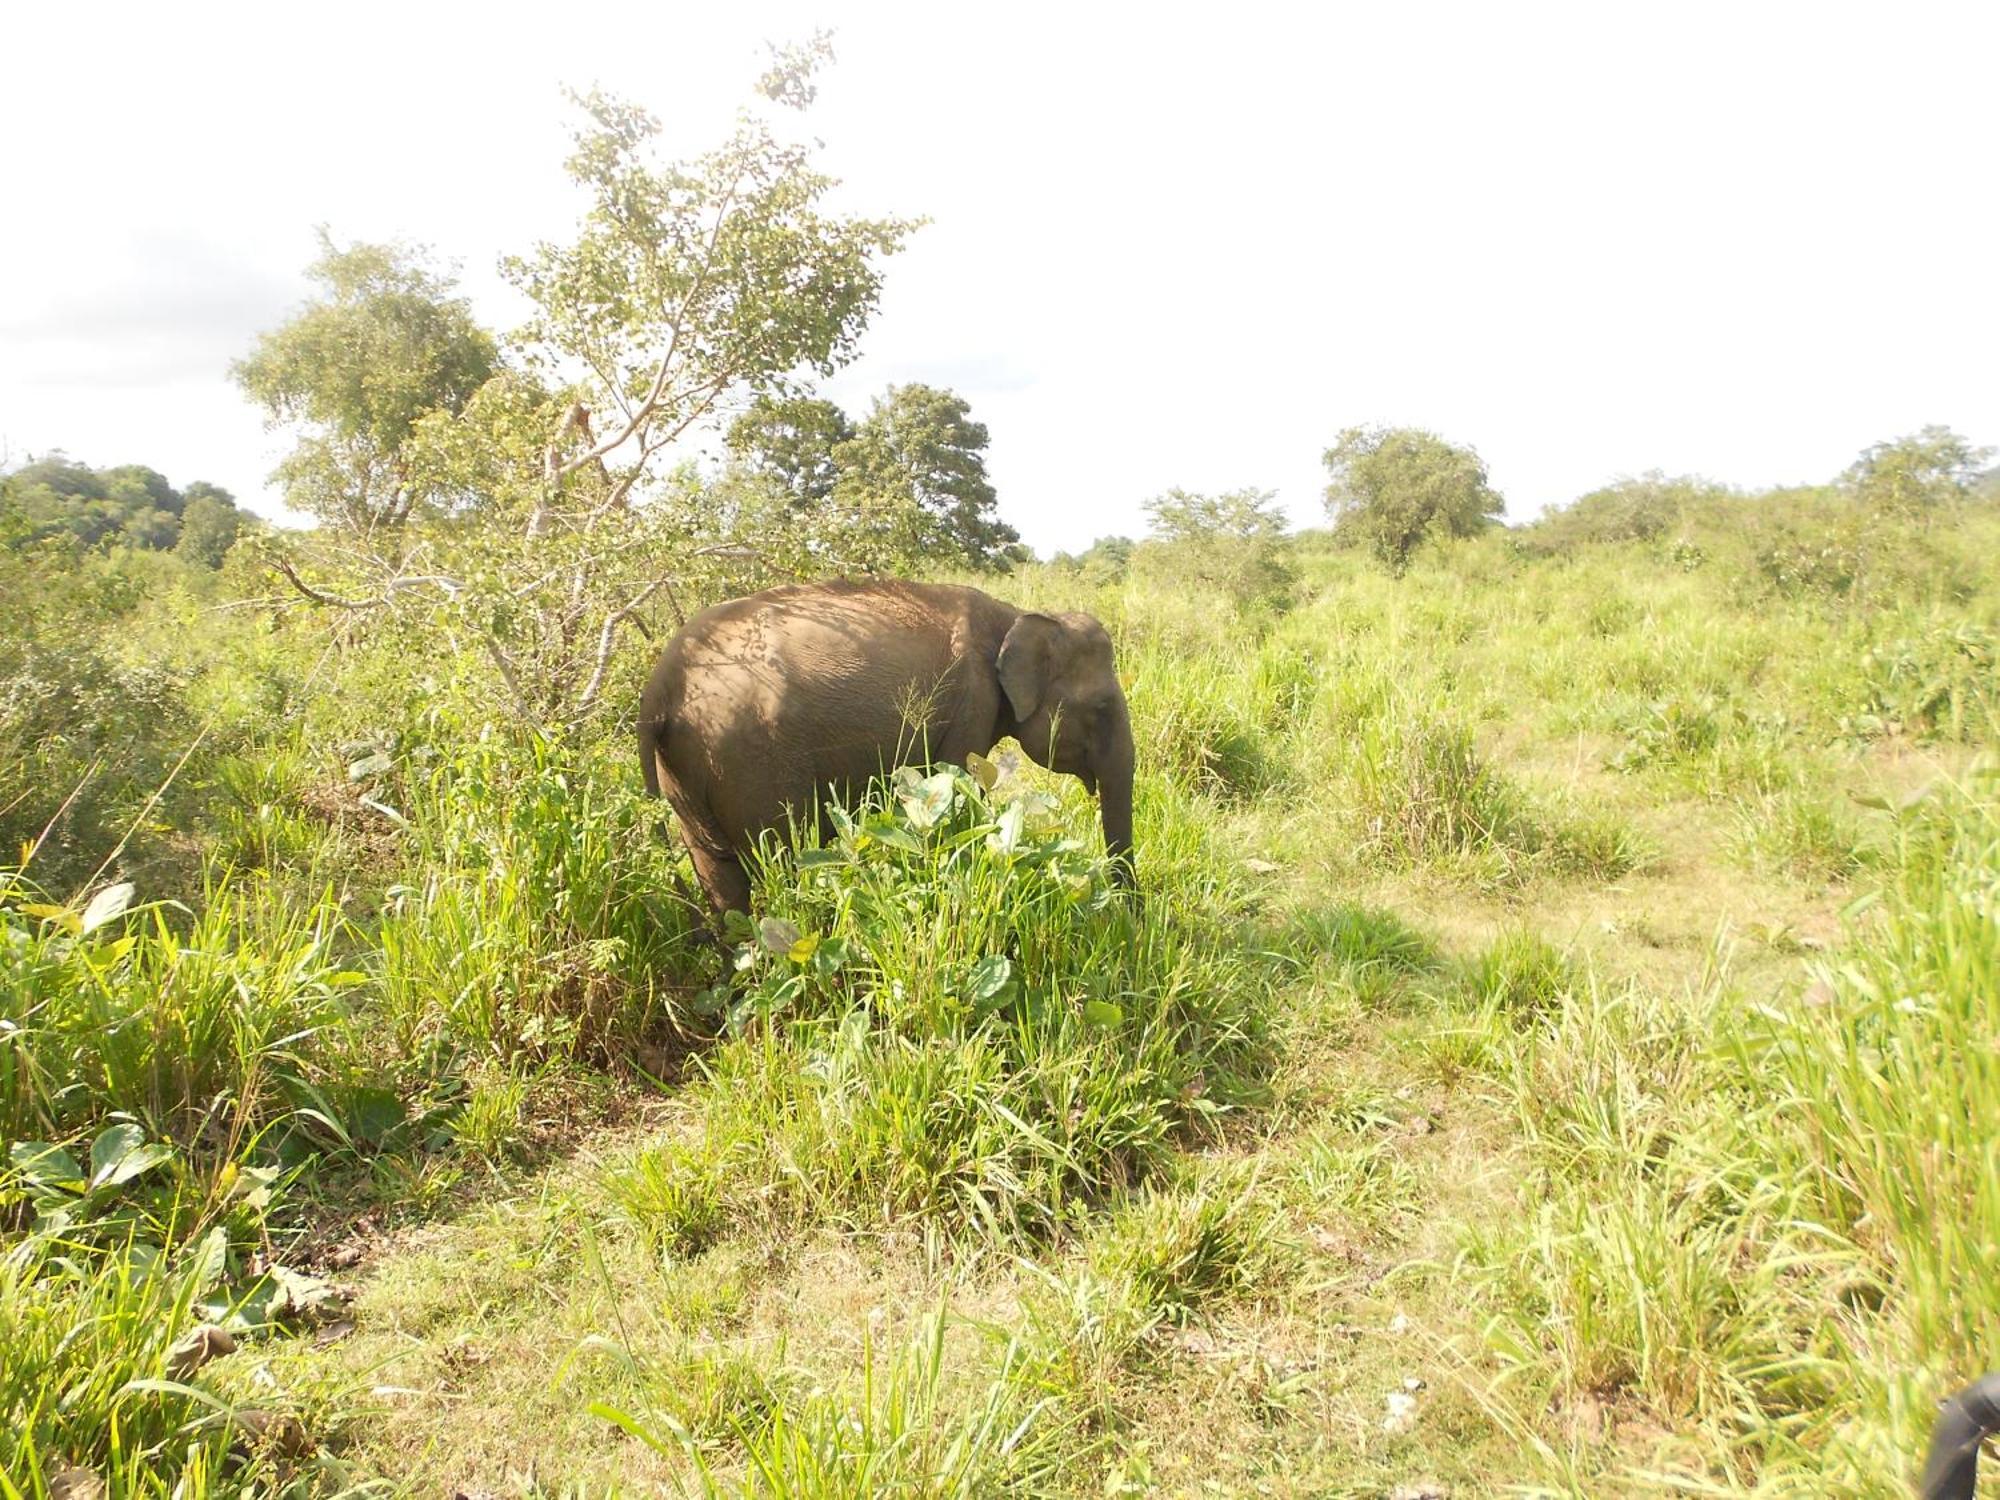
left=997, top=613, right=1064, bottom=721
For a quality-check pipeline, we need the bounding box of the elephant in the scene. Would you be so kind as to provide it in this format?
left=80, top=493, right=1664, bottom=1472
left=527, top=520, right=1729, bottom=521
left=638, top=578, right=1136, bottom=916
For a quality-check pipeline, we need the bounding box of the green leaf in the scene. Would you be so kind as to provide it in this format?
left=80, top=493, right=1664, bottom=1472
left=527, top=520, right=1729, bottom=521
left=758, top=917, right=801, bottom=955
left=987, top=801, right=1026, bottom=855
left=185, top=1225, right=229, bottom=1294
left=864, top=818, right=925, bottom=854
left=965, top=954, right=1015, bottom=1006
left=10, top=1141, right=83, bottom=1193
left=1082, top=999, right=1124, bottom=1029
left=80, top=882, right=136, bottom=934
left=965, top=751, right=999, bottom=790
left=898, top=772, right=956, bottom=831
left=89, top=1123, right=174, bottom=1191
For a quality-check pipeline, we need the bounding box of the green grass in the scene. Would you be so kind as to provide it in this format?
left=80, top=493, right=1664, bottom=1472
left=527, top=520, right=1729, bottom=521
left=4, top=496, right=1998, bottom=1495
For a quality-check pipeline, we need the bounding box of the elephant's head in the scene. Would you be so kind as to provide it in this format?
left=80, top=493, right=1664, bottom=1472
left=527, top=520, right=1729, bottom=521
left=996, top=611, right=1137, bottom=886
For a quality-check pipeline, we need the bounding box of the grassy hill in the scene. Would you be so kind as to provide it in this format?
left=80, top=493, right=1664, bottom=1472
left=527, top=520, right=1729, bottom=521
left=3, top=493, right=1997, bottom=1496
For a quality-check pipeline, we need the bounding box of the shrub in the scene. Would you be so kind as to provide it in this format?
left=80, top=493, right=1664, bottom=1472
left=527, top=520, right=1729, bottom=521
left=623, top=763, right=1268, bottom=1245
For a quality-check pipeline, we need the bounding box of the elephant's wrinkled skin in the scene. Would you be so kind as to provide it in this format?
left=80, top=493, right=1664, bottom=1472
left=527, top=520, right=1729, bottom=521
left=639, top=579, right=1136, bottom=915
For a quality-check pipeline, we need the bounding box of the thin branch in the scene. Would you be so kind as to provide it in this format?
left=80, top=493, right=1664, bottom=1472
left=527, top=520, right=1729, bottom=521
left=570, top=576, right=675, bottom=724
left=271, top=556, right=382, bottom=609
left=480, top=634, right=533, bottom=718
left=553, top=170, right=746, bottom=480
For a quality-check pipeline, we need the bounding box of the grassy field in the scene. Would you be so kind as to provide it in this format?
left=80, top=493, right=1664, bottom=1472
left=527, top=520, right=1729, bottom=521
left=4, top=494, right=1999, bottom=1496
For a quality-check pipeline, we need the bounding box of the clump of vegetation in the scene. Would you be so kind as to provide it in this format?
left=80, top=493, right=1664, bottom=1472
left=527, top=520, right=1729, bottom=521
left=5, top=30, right=1999, bottom=1498
left=1322, top=424, right=1504, bottom=573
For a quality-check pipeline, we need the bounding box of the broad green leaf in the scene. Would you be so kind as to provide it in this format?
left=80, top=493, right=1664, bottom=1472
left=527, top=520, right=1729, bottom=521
left=22, top=902, right=82, bottom=935
left=1082, top=999, right=1124, bottom=1028
left=986, top=802, right=1025, bottom=855
left=864, top=819, right=925, bottom=854
left=10, top=1141, right=82, bottom=1192
left=965, top=751, right=999, bottom=790
left=965, top=955, right=1014, bottom=1005
left=79, top=882, right=135, bottom=934
left=898, top=772, right=956, bottom=831
left=184, top=1225, right=229, bottom=1294
left=89, top=1123, right=174, bottom=1190
left=758, top=917, right=801, bottom=955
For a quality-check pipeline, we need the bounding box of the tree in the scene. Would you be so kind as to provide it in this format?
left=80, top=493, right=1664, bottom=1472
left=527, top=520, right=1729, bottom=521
left=726, top=394, right=854, bottom=505
left=0, top=455, right=239, bottom=555
left=1322, top=426, right=1503, bottom=573
left=831, top=383, right=1019, bottom=569
left=1137, top=487, right=1295, bottom=609
left=233, top=232, right=499, bottom=530
left=100, top=465, right=183, bottom=516
left=1845, top=425, right=1994, bottom=522
left=120, top=506, right=181, bottom=551
left=1143, top=486, right=1287, bottom=545
left=265, top=40, right=920, bottom=726
left=175, top=492, right=244, bottom=568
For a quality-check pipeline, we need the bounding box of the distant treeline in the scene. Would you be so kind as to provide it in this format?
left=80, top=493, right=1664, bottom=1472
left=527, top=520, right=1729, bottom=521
left=1, top=456, right=249, bottom=567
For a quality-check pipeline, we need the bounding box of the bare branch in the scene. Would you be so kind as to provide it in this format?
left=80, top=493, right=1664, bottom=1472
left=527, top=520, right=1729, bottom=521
left=570, top=576, right=675, bottom=723
left=271, top=556, right=382, bottom=609
left=553, top=171, right=746, bottom=481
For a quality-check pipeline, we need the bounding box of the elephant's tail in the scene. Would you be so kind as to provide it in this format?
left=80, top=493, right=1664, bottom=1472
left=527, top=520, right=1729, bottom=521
left=639, top=715, right=663, bottom=799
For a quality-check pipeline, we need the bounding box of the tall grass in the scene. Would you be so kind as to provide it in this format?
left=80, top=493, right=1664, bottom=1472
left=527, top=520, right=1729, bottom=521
left=607, top=762, right=1270, bottom=1249
left=1462, top=770, right=2000, bottom=1490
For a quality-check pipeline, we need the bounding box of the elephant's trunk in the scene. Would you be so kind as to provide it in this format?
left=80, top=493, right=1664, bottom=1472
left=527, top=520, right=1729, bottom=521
left=1098, top=719, right=1137, bottom=892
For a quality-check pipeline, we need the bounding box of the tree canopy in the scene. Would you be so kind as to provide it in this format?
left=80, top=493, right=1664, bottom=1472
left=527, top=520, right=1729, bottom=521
left=1135, top=486, right=1295, bottom=609
left=726, top=395, right=855, bottom=506
left=1844, top=425, right=1994, bottom=520
left=1322, top=425, right=1504, bottom=573
left=723, top=382, right=1021, bottom=571
left=253, top=39, right=929, bottom=725
left=233, top=233, right=500, bottom=530
left=1, top=456, right=246, bottom=563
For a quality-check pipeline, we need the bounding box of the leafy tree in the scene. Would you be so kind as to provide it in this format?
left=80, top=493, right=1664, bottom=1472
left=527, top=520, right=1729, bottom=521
left=495, top=51, right=914, bottom=540
left=1143, top=486, right=1287, bottom=545
left=831, top=383, right=1020, bottom=569
left=1051, top=535, right=1135, bottom=586
left=233, top=232, right=499, bottom=530
left=100, top=465, right=182, bottom=517
left=1136, top=487, right=1295, bottom=609
left=726, top=395, right=854, bottom=505
left=9, top=457, right=107, bottom=504
left=268, top=40, right=920, bottom=725
left=174, top=492, right=244, bottom=568
left=1322, top=425, right=1504, bottom=573
left=120, top=507, right=181, bottom=551
left=1518, top=472, right=1729, bottom=557
left=1, top=456, right=240, bottom=555
left=1845, top=426, right=1994, bottom=522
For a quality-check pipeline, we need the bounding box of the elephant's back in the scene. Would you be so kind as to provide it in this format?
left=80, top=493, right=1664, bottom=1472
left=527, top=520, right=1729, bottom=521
left=665, top=579, right=976, bottom=792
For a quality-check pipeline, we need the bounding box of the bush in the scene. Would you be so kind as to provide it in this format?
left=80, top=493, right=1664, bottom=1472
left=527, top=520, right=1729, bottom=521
left=620, top=763, right=1268, bottom=1244
left=1322, top=425, right=1503, bottom=573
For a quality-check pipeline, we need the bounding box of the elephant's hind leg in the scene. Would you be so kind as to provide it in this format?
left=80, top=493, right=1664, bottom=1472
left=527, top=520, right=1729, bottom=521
left=685, top=838, right=750, bottom=918
left=655, top=752, right=752, bottom=917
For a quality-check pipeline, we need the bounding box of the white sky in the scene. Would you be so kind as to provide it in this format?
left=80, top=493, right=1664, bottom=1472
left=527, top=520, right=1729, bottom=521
left=3, top=1, right=1995, bottom=554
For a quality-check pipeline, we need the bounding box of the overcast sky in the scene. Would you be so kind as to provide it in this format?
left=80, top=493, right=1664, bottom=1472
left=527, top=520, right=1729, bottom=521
left=3, top=1, right=1995, bottom=553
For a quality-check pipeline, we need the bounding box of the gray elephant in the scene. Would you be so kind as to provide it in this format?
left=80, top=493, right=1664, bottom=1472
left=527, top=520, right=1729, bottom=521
left=638, top=579, right=1136, bottom=915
